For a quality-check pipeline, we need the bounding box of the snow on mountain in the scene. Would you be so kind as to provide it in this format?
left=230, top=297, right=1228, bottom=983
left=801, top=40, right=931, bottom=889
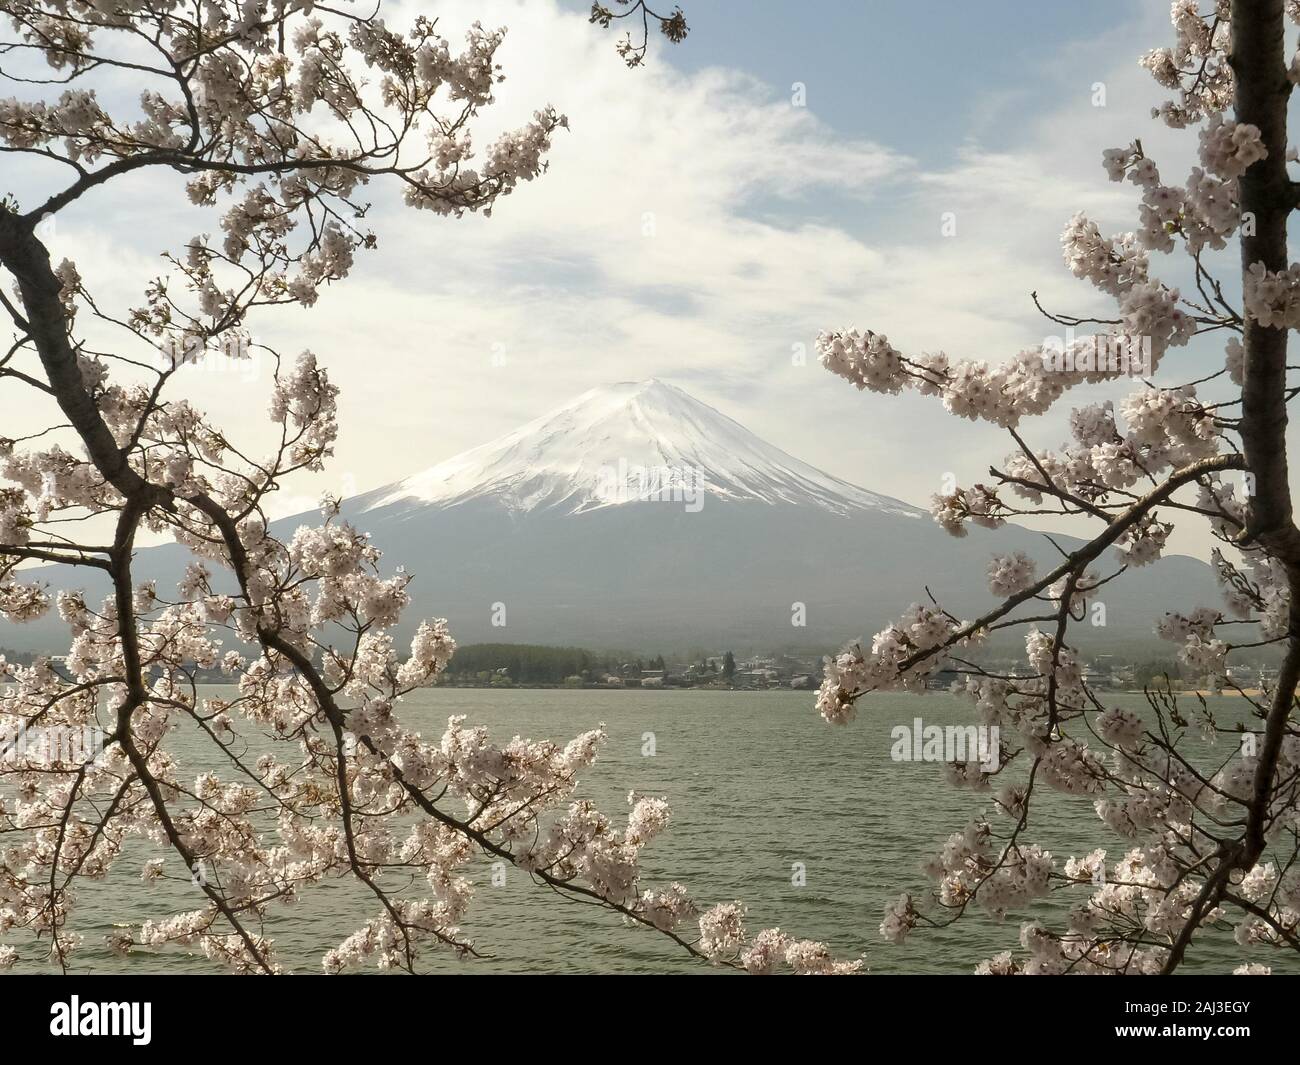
left=362, top=379, right=921, bottom=518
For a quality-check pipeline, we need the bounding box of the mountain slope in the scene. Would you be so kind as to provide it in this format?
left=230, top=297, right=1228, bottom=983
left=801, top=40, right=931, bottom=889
left=336, top=493, right=1217, bottom=652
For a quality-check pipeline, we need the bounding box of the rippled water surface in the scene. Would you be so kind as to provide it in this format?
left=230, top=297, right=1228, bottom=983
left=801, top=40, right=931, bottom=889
left=8, top=687, right=1293, bottom=974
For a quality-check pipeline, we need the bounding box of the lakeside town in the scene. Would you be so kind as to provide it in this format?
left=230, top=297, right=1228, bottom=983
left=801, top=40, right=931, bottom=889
left=430, top=646, right=1281, bottom=694
left=2, top=642, right=1280, bottom=695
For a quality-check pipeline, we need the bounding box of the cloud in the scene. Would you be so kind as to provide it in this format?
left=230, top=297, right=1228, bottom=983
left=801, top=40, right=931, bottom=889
left=3, top=0, right=1237, bottom=566
left=240, top=0, right=922, bottom=500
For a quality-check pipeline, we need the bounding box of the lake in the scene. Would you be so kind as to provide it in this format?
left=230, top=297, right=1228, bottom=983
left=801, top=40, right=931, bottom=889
left=6, top=686, right=1292, bottom=974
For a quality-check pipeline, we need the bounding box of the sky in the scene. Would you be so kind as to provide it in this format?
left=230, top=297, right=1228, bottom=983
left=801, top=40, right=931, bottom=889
left=6, top=0, right=1251, bottom=558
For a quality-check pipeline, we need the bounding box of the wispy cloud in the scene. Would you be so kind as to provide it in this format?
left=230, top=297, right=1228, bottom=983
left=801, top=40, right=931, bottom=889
left=6, top=0, right=1236, bottom=562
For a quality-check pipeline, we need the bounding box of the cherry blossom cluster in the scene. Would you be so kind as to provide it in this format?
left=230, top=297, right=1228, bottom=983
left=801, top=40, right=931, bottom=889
left=818, top=326, right=1186, bottom=432
left=987, top=552, right=1036, bottom=597
left=816, top=605, right=981, bottom=725
left=1140, top=0, right=1232, bottom=128
left=1101, top=135, right=1251, bottom=256
left=1244, top=261, right=1300, bottom=330
left=1061, top=209, right=1150, bottom=293
left=700, top=905, right=863, bottom=975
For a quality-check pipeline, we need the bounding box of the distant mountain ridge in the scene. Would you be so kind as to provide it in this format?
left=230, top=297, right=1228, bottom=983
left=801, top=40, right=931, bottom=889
left=6, top=379, right=1225, bottom=655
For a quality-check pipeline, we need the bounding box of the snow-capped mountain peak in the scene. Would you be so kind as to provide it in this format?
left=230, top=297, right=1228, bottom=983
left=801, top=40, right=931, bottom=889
left=363, top=379, right=920, bottom=518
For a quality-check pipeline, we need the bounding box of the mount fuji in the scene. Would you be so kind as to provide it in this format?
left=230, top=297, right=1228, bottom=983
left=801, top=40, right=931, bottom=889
left=356, top=379, right=917, bottom=518
left=320, top=379, right=1216, bottom=652
left=7, top=379, right=1221, bottom=654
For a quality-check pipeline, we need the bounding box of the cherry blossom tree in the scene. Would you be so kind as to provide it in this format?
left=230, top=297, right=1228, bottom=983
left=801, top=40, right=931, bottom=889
left=588, top=1, right=688, bottom=68
left=0, top=0, right=858, bottom=975
left=820, top=0, right=1300, bottom=974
